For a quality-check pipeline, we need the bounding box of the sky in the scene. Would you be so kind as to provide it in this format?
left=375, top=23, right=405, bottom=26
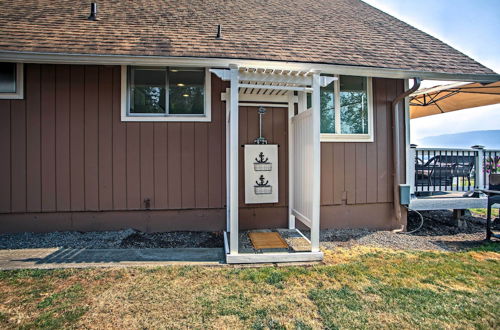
left=362, top=0, right=500, bottom=145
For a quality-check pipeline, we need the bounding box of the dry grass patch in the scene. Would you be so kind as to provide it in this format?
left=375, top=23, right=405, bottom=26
left=0, top=245, right=499, bottom=329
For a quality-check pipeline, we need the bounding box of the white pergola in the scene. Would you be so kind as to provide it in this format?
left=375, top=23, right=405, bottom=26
left=211, top=65, right=336, bottom=263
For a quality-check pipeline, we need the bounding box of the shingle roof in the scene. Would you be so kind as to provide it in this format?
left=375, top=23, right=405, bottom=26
left=0, top=0, right=495, bottom=75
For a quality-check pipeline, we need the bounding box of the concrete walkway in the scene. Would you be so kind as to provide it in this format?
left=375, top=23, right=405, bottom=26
left=0, top=248, right=226, bottom=270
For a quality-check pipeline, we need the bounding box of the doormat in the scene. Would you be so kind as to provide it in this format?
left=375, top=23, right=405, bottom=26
left=249, top=232, right=289, bottom=250
left=286, top=237, right=311, bottom=252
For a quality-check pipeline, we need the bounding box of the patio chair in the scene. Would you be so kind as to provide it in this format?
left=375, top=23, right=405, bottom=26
left=415, top=155, right=475, bottom=192
left=415, top=156, right=455, bottom=190
left=482, top=173, right=500, bottom=240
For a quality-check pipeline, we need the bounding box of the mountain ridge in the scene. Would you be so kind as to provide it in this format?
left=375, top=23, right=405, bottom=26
left=415, top=130, right=500, bottom=149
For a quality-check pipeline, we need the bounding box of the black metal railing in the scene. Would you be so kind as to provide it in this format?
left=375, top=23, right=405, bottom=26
left=414, top=148, right=477, bottom=195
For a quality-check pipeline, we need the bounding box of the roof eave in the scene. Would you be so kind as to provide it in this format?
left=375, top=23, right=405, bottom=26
left=1, top=50, right=499, bottom=83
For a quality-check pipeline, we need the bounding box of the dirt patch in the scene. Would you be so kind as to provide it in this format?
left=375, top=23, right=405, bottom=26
left=406, top=209, right=493, bottom=251
left=119, top=231, right=224, bottom=248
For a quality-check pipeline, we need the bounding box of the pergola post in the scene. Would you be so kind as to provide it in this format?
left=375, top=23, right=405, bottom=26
left=311, top=71, right=321, bottom=252
left=229, top=65, right=239, bottom=254
left=288, top=91, right=296, bottom=229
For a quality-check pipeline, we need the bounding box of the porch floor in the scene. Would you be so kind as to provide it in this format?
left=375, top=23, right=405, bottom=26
left=224, top=229, right=324, bottom=264
left=239, top=229, right=311, bottom=254
left=415, top=191, right=474, bottom=198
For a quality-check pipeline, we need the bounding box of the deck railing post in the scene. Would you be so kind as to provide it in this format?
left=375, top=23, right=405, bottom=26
left=409, top=144, right=417, bottom=195
left=472, top=145, right=485, bottom=190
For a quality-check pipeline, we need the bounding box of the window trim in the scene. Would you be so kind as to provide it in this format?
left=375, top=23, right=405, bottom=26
left=0, top=63, right=24, bottom=100
left=120, top=65, right=211, bottom=122
left=320, top=76, right=374, bottom=143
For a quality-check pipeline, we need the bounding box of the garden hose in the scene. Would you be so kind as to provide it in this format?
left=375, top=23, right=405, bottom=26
left=400, top=206, right=425, bottom=234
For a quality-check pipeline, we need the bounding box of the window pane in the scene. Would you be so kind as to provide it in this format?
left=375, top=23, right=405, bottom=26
left=340, top=76, right=368, bottom=134
left=168, top=68, right=205, bottom=115
left=320, top=77, right=335, bottom=133
left=130, top=67, right=166, bottom=114
left=0, top=62, right=16, bottom=93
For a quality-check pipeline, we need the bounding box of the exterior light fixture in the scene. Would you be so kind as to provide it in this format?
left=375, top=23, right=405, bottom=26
left=177, top=83, right=185, bottom=87
left=182, top=94, right=189, bottom=97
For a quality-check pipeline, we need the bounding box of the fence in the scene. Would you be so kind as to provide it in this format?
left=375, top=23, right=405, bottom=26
left=291, top=108, right=313, bottom=226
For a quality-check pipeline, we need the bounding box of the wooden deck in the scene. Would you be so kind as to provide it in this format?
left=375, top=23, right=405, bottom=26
left=410, top=192, right=488, bottom=211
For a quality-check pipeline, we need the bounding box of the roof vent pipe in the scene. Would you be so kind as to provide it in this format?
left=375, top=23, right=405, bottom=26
left=216, top=24, right=222, bottom=39
left=88, top=3, right=97, bottom=21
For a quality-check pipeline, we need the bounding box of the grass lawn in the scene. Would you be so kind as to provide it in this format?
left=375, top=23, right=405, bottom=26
left=470, top=208, right=500, bottom=218
left=1, top=245, right=499, bottom=329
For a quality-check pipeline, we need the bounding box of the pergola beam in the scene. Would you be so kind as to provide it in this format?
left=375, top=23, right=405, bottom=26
left=210, top=68, right=336, bottom=88
left=239, top=83, right=313, bottom=92
left=238, top=71, right=313, bottom=85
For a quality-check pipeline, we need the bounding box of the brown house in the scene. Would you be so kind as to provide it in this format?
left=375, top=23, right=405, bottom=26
left=0, top=0, right=498, bottom=262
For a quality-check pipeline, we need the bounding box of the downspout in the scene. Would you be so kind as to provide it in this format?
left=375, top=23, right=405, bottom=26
left=392, top=77, right=421, bottom=224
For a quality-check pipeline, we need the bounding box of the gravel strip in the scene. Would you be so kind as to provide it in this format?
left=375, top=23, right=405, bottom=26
left=0, top=229, right=223, bottom=250
left=318, top=210, right=493, bottom=251
left=0, top=210, right=495, bottom=251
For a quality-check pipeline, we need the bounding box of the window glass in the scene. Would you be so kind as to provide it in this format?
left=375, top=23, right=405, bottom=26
left=0, top=62, right=16, bottom=93
left=340, top=76, right=368, bottom=134
left=168, top=68, right=205, bottom=115
left=320, top=78, right=335, bottom=134
left=130, top=67, right=166, bottom=114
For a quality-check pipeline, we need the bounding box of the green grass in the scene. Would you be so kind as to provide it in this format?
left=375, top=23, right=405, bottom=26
left=0, top=247, right=499, bottom=329
left=470, top=208, right=499, bottom=218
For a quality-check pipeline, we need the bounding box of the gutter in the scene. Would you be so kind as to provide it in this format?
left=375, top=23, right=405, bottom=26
left=392, top=77, right=421, bottom=224
left=0, top=50, right=499, bottom=83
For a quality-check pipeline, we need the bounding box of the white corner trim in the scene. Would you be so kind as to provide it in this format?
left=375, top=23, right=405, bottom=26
left=120, top=66, right=212, bottom=122
left=0, top=63, right=24, bottom=99
left=120, top=65, right=127, bottom=121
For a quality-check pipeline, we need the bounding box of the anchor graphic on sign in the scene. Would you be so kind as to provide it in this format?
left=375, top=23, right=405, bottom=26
left=254, top=152, right=272, bottom=171
left=254, top=175, right=272, bottom=195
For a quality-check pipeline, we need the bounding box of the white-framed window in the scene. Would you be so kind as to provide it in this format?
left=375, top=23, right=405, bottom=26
left=317, top=75, right=374, bottom=142
left=0, top=62, right=24, bottom=99
left=121, top=65, right=211, bottom=122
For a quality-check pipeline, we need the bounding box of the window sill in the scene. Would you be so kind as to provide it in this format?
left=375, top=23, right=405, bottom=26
left=320, top=133, right=374, bottom=143
left=121, top=115, right=211, bottom=122
left=0, top=93, right=23, bottom=100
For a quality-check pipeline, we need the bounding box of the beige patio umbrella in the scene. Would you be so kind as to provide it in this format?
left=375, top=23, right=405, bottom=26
left=409, top=80, right=500, bottom=119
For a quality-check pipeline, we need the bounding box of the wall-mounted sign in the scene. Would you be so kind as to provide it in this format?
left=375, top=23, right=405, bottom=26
left=244, top=144, right=279, bottom=204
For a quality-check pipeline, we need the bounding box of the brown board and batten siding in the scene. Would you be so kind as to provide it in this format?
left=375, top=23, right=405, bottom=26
left=0, top=63, right=406, bottom=232
left=0, top=64, right=228, bottom=232
left=320, top=78, right=407, bottom=229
